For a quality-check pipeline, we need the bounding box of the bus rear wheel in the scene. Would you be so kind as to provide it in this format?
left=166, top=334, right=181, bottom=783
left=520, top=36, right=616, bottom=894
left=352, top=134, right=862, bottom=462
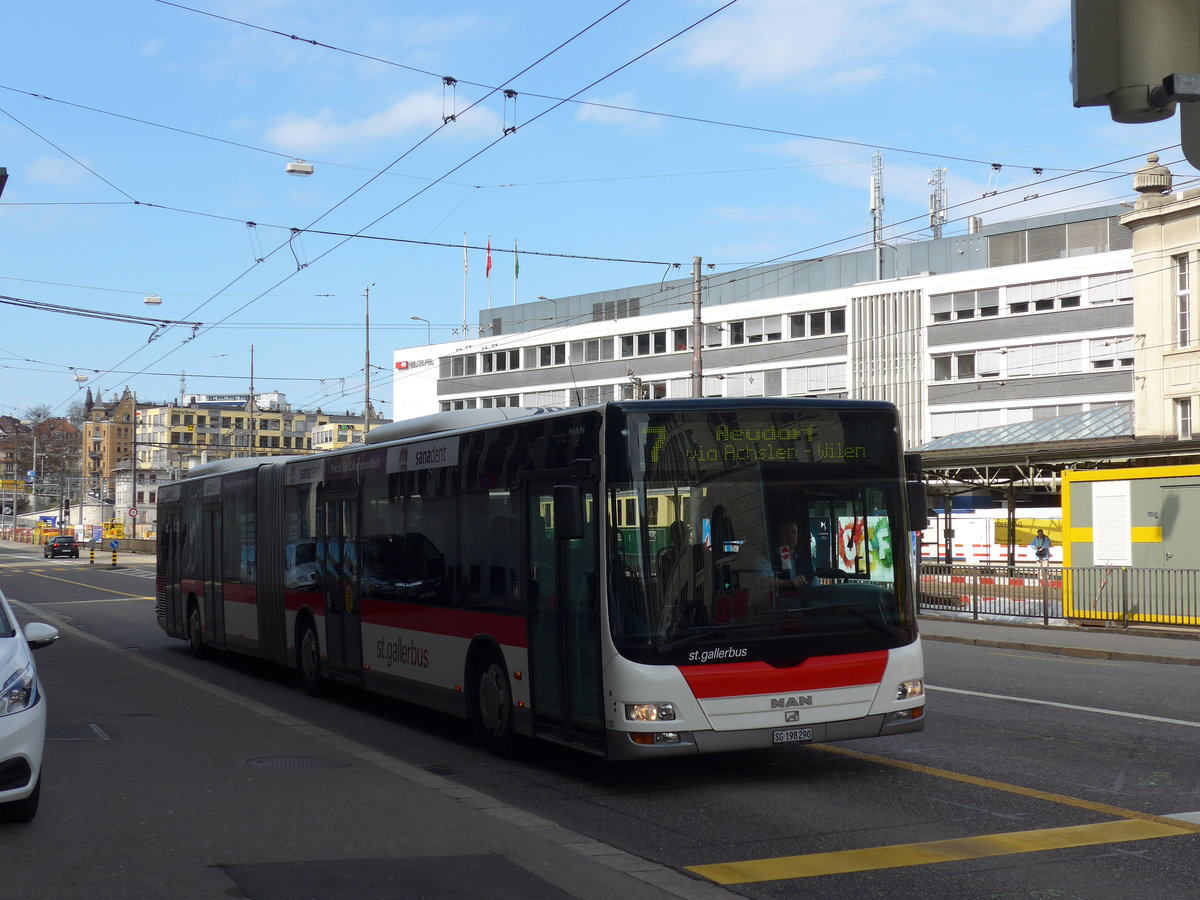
left=187, top=604, right=207, bottom=659
left=296, top=620, right=324, bottom=697
left=472, top=655, right=518, bottom=756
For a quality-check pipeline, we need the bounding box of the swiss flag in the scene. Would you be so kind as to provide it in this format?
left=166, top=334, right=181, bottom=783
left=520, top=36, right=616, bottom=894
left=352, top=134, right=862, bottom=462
left=486, top=238, right=492, bottom=277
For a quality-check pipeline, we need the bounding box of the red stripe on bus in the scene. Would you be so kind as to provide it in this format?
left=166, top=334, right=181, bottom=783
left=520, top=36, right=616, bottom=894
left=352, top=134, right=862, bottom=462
left=359, top=599, right=528, bottom=647
left=679, top=651, right=889, bottom=698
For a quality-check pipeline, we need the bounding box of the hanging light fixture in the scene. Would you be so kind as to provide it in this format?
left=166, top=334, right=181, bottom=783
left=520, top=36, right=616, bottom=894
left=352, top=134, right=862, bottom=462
left=286, top=159, right=314, bottom=176
left=144, top=294, right=162, bottom=306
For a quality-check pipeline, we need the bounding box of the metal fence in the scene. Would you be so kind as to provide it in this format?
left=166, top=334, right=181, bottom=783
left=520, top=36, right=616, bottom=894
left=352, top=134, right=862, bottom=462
left=919, top=564, right=1200, bottom=628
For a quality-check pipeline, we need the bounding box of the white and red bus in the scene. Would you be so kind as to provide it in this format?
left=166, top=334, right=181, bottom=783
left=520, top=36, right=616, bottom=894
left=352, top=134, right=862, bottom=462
left=156, top=399, right=927, bottom=759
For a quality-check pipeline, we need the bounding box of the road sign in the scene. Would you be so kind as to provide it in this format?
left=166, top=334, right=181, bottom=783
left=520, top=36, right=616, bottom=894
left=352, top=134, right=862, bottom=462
left=128, top=507, right=138, bottom=518
left=109, top=540, right=119, bottom=550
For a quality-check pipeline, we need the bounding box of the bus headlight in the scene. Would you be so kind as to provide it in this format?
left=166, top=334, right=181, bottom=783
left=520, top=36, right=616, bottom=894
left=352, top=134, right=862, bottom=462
left=625, top=702, right=676, bottom=722
left=896, top=679, right=924, bottom=701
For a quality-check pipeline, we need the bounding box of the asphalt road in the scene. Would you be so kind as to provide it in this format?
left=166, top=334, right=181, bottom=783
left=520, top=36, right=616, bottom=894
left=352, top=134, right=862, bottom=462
left=3, top=545, right=1200, bottom=900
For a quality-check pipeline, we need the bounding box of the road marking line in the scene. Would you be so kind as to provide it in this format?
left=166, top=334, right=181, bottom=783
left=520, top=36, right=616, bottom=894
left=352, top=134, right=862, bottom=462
left=45, top=596, right=154, bottom=604
left=816, top=744, right=1200, bottom=830
left=929, top=684, right=1200, bottom=729
left=687, top=743, right=1200, bottom=885
left=0, top=569, right=154, bottom=598
left=687, top=819, right=1191, bottom=884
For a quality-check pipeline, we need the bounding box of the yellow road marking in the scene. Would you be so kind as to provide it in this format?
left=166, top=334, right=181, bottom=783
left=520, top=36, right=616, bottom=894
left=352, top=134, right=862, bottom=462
left=818, top=744, right=1200, bottom=830
left=687, top=819, right=1191, bottom=884
left=687, top=744, right=1200, bottom=884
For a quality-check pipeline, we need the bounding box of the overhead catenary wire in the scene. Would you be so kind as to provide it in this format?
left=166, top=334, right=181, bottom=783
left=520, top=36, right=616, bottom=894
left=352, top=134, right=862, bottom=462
left=37, top=0, right=650, bottom=412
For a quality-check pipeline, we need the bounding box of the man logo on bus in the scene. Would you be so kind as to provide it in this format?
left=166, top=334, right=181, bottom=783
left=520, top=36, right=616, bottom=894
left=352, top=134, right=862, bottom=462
left=771, top=695, right=813, bottom=709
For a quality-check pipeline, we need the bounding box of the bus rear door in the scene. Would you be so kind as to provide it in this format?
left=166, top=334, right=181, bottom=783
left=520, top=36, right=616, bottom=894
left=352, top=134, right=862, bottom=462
left=202, top=504, right=226, bottom=646
left=319, top=493, right=363, bottom=680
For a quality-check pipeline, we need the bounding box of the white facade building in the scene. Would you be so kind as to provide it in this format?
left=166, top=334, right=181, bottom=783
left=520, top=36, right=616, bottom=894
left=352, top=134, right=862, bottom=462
left=392, top=205, right=1136, bottom=450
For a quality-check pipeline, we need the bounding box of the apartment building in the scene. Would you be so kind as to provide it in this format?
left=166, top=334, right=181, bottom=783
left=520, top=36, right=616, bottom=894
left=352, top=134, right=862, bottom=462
left=80, top=390, right=388, bottom=535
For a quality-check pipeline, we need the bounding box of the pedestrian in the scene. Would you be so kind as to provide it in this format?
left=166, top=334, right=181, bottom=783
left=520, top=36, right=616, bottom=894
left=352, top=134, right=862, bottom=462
left=1031, top=528, right=1052, bottom=571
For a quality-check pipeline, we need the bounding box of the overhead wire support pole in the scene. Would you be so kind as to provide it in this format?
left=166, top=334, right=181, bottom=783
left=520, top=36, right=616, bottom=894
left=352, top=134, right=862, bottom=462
left=691, top=256, right=703, bottom=398
left=363, top=285, right=371, bottom=440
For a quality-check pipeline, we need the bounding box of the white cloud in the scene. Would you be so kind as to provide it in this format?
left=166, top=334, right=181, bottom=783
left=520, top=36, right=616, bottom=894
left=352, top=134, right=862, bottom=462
left=707, top=204, right=813, bottom=224
left=25, top=157, right=89, bottom=188
left=263, top=90, right=503, bottom=152
left=677, top=0, right=1066, bottom=90
left=140, top=38, right=167, bottom=57
left=575, top=93, right=662, bottom=134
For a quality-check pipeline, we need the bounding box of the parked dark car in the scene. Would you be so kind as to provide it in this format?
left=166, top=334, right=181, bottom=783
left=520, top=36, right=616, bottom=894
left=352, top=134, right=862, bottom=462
left=42, top=536, right=79, bottom=559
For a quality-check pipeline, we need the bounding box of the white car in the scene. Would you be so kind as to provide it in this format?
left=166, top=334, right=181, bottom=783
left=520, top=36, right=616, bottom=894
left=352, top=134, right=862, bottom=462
left=0, top=588, right=58, bottom=823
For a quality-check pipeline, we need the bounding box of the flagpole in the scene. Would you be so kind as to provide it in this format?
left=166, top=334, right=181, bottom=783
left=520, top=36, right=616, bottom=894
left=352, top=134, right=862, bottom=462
left=513, top=239, right=518, bottom=306
left=486, top=235, right=493, bottom=310
left=462, top=232, right=468, bottom=335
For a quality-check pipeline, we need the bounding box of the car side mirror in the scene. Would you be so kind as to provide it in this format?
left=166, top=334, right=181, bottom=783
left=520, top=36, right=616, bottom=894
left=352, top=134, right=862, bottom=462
left=24, top=622, right=59, bottom=650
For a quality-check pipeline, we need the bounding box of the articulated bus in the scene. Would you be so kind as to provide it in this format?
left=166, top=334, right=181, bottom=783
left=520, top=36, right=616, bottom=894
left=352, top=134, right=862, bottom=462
left=156, top=399, right=928, bottom=759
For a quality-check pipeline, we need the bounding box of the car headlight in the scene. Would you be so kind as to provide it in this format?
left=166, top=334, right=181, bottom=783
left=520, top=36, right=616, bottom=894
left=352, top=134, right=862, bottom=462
left=0, top=664, right=37, bottom=716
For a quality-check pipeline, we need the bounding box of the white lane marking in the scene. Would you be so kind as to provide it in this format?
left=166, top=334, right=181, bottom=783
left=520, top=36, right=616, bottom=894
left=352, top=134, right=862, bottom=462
left=928, top=685, right=1200, bottom=729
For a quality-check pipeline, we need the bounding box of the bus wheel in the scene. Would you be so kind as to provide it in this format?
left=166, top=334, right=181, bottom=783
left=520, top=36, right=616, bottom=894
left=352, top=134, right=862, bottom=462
left=296, top=620, right=324, bottom=697
left=473, top=654, right=518, bottom=756
left=187, top=604, right=207, bottom=659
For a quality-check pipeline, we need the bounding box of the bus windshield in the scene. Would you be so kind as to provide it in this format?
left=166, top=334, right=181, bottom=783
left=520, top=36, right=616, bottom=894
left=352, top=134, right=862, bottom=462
left=606, top=404, right=917, bottom=666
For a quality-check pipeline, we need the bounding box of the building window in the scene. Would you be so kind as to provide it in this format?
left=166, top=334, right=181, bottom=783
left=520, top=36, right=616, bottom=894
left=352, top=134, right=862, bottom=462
left=1176, top=254, right=1192, bottom=349
left=537, top=344, right=566, bottom=367
left=481, top=394, right=520, bottom=408
left=931, top=289, right=1000, bottom=323
left=1089, top=337, right=1134, bottom=369
left=931, top=350, right=1003, bottom=381
left=481, top=350, right=520, bottom=373
left=728, top=317, right=783, bottom=345
left=450, top=354, right=478, bottom=378
left=1176, top=397, right=1193, bottom=440
left=790, top=308, right=846, bottom=338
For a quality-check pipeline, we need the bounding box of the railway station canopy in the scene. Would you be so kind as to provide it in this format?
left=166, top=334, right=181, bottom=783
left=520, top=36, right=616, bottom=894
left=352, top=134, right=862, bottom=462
left=917, top=406, right=1200, bottom=502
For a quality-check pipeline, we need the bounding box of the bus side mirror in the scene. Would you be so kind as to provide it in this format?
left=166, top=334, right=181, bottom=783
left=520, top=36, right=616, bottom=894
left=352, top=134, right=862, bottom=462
left=903, top=453, right=928, bottom=531
left=907, top=480, right=929, bottom=532
left=553, top=484, right=584, bottom=541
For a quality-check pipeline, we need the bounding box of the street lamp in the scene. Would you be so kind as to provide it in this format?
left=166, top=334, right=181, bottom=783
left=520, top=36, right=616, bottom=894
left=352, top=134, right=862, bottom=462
left=536, top=295, right=557, bottom=324
left=410, top=315, right=431, bottom=343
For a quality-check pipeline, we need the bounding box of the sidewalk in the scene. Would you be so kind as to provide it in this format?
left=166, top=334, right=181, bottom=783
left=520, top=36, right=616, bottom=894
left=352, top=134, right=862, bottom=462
left=2, top=601, right=731, bottom=900
left=919, top=613, right=1200, bottom=666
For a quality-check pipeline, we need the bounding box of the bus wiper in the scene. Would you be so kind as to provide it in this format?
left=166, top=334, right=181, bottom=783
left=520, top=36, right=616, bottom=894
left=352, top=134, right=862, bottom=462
left=796, top=600, right=902, bottom=639
left=837, top=605, right=901, bottom=638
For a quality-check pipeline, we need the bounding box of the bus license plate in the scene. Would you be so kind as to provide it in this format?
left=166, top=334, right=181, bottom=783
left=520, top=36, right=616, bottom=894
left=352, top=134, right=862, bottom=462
left=773, top=727, right=813, bottom=744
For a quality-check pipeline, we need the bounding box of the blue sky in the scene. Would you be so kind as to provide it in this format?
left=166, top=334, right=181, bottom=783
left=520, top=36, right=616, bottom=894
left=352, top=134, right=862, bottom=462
left=0, top=0, right=1189, bottom=419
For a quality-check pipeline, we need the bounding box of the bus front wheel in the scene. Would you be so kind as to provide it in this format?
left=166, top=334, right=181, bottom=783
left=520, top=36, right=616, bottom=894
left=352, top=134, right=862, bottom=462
left=472, top=654, right=518, bottom=756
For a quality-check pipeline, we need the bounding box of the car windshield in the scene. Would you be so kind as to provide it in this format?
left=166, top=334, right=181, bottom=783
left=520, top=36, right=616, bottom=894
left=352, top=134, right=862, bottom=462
left=605, top=404, right=917, bottom=666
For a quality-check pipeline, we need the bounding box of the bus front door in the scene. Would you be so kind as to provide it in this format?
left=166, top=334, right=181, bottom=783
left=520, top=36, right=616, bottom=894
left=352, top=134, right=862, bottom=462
left=319, top=495, right=363, bottom=680
left=528, top=482, right=604, bottom=751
